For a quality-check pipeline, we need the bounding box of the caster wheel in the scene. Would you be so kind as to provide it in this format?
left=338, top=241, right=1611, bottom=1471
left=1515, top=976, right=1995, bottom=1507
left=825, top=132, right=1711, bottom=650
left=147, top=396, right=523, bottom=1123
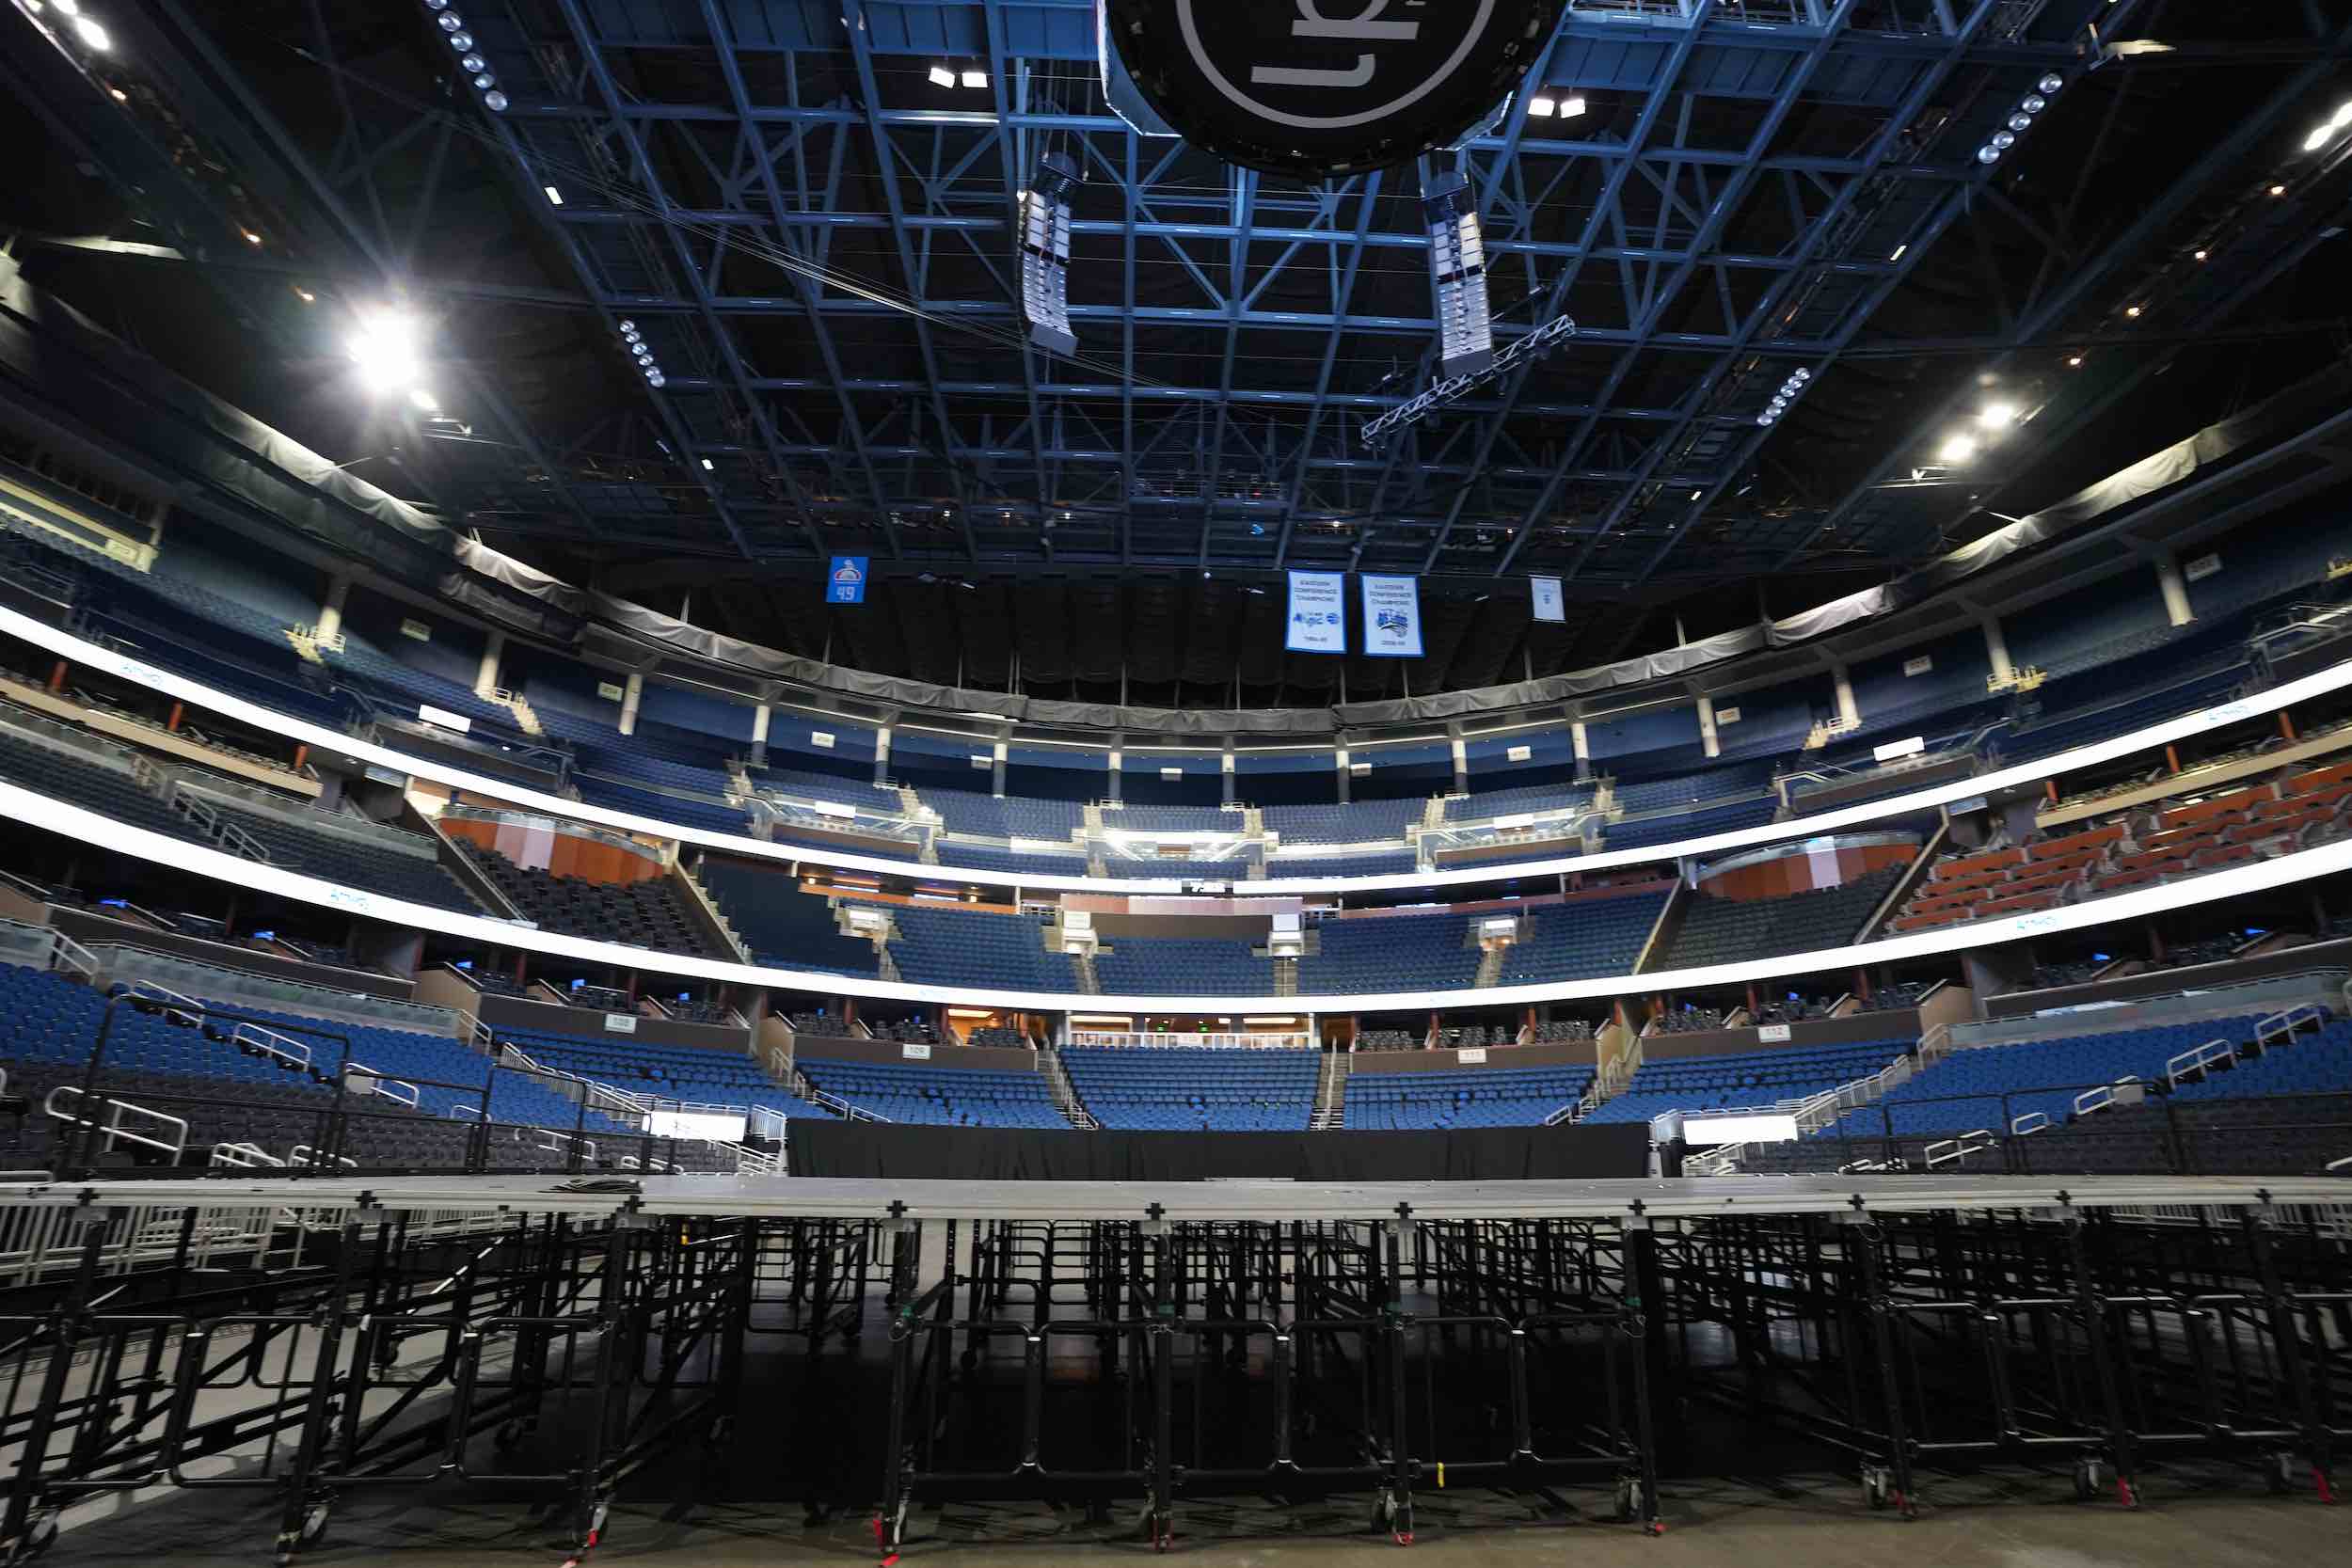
left=299, top=1501, right=331, bottom=1548
left=2073, top=1457, right=2104, bottom=1501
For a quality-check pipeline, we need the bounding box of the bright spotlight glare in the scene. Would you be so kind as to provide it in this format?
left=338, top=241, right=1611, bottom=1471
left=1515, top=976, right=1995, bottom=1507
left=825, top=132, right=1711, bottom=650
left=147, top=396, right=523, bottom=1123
left=2335, top=102, right=2352, bottom=129
left=2307, top=126, right=2334, bottom=152
left=1977, top=145, right=2001, bottom=165
left=54, top=0, right=82, bottom=16
left=1978, top=401, right=2018, bottom=429
left=1937, top=434, right=1978, bottom=464
left=347, top=310, right=425, bottom=394
left=437, top=11, right=463, bottom=31
left=409, top=388, right=439, bottom=412
left=1526, top=96, right=1556, bottom=118
left=960, top=70, right=988, bottom=88
left=928, top=65, right=954, bottom=87
left=74, top=15, right=108, bottom=50
left=2038, top=73, right=2063, bottom=94
left=1560, top=96, right=1586, bottom=118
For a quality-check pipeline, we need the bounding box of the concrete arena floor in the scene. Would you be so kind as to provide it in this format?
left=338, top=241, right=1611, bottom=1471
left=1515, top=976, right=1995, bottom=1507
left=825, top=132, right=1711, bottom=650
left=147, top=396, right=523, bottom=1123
left=77, top=1469, right=2349, bottom=1568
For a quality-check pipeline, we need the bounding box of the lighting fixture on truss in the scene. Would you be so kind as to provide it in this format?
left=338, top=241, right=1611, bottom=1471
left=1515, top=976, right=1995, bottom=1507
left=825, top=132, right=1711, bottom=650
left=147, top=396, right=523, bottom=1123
left=1017, top=150, right=1080, bottom=356
left=1359, top=312, right=1575, bottom=447
left=1422, top=171, right=1493, bottom=380
left=1755, top=366, right=1812, bottom=426
left=1977, top=72, right=2061, bottom=166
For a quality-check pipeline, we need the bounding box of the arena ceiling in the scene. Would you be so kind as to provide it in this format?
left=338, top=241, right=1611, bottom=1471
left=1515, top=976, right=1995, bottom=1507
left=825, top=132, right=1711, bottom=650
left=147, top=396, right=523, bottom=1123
left=3, top=0, right=2350, bottom=705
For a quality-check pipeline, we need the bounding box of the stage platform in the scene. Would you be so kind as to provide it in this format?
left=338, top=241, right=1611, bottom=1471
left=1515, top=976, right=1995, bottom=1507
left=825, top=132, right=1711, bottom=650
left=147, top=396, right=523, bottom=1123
left=8, top=1170, right=2344, bottom=1224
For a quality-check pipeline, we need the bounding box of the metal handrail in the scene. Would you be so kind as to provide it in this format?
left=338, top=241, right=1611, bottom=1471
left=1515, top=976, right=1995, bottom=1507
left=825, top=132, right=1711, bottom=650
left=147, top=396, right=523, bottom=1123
left=230, top=1021, right=311, bottom=1071
left=2010, top=1111, right=2051, bottom=1135
left=2165, top=1037, right=2236, bottom=1089
left=1923, top=1129, right=1995, bottom=1168
left=2074, top=1076, right=2140, bottom=1117
left=208, top=1142, right=284, bottom=1168
left=343, top=1061, right=420, bottom=1109
left=43, top=1085, right=188, bottom=1161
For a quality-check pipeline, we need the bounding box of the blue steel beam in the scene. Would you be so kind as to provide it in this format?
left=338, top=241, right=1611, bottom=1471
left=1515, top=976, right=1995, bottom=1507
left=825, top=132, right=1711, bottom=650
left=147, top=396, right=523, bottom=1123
left=551, top=0, right=902, bottom=557
left=1769, top=9, right=2352, bottom=570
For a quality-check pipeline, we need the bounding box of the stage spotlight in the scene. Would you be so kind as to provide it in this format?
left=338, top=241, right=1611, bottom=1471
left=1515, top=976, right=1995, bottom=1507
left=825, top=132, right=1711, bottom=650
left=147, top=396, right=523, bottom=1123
left=1977, top=145, right=2001, bottom=165
left=2039, top=73, right=2063, bottom=94
left=75, top=15, right=108, bottom=50
left=647, top=372, right=665, bottom=388
left=447, top=31, right=472, bottom=51
left=461, top=53, right=485, bottom=71
left=618, top=320, right=637, bottom=334
left=437, top=10, right=463, bottom=31
left=1937, top=434, right=1978, bottom=464
left=483, top=91, right=507, bottom=111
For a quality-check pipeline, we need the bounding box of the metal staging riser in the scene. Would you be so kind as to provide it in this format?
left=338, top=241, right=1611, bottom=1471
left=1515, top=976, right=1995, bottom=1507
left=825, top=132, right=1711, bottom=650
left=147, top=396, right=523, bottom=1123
left=0, top=1175, right=2341, bottom=1564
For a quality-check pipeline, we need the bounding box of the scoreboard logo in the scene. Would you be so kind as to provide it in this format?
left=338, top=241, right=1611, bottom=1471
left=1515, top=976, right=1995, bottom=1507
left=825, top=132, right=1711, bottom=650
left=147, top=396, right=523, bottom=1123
left=1107, top=1, right=1560, bottom=179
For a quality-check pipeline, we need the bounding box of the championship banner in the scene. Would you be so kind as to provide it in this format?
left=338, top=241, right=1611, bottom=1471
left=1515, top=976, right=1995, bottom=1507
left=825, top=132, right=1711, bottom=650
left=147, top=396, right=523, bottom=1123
left=826, top=555, right=868, bottom=604
left=1530, top=575, right=1565, bottom=623
left=1359, top=574, right=1423, bottom=658
left=1285, top=570, right=1346, bottom=653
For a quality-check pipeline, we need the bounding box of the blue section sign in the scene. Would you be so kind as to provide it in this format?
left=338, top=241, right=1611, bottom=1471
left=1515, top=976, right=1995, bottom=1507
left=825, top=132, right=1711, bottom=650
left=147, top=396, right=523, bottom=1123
left=825, top=555, right=869, bottom=604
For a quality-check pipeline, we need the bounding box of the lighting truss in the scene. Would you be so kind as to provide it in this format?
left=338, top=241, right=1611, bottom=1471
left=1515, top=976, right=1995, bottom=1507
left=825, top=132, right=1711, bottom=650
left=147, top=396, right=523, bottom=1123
left=1017, top=150, right=1079, bottom=356
left=1422, top=171, right=1494, bottom=380
left=1360, top=313, right=1576, bottom=447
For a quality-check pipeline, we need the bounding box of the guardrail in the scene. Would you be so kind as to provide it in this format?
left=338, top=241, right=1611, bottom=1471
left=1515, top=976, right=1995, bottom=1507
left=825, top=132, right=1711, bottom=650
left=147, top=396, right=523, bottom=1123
left=1923, top=1129, right=1995, bottom=1168
left=2073, top=1076, right=2141, bottom=1117
left=230, top=1021, right=311, bottom=1071
left=43, top=1084, right=187, bottom=1162
left=1683, top=1024, right=1956, bottom=1172
left=208, top=1141, right=286, bottom=1168
left=343, top=1061, right=420, bottom=1109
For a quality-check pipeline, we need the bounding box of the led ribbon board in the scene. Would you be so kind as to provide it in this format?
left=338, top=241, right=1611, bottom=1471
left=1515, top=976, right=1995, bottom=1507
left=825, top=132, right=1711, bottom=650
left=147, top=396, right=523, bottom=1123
left=1103, top=0, right=1564, bottom=178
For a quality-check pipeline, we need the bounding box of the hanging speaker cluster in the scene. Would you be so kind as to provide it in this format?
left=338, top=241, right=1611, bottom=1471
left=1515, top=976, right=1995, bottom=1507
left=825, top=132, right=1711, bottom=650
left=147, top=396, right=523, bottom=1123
left=1102, top=0, right=1563, bottom=179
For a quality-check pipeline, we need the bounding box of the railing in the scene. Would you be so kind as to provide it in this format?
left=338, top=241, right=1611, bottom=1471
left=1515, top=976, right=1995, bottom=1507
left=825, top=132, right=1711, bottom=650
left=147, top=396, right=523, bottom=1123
left=1068, top=1031, right=1314, bottom=1050
left=288, top=1145, right=358, bottom=1170
left=343, top=1061, right=421, bottom=1109
left=2256, top=1002, right=2327, bottom=1053
left=2010, top=1111, right=2052, bottom=1135
left=230, top=1020, right=311, bottom=1071
left=791, top=1068, right=887, bottom=1124
left=1922, top=1129, right=1995, bottom=1168
left=1687, top=1024, right=1954, bottom=1172
left=166, top=780, right=271, bottom=863
left=2164, top=1037, right=2235, bottom=1089
left=2073, top=1076, right=2141, bottom=1117
left=208, top=1141, right=285, bottom=1168
left=43, top=1085, right=188, bottom=1161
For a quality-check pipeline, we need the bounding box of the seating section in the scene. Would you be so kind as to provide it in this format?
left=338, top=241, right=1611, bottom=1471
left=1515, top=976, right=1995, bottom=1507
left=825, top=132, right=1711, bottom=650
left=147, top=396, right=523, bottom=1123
left=0, top=719, right=480, bottom=913
left=932, top=843, right=1093, bottom=877
left=0, top=963, right=667, bottom=1171
left=499, top=1027, right=826, bottom=1119
left=574, top=776, right=751, bottom=834
left=1894, top=763, right=2352, bottom=934
left=871, top=901, right=1079, bottom=991
left=1264, top=798, right=1425, bottom=844
left=691, top=861, right=880, bottom=974
left=1094, top=935, right=1274, bottom=995
left=1444, top=781, right=1597, bottom=821
left=456, top=844, right=726, bottom=958
left=1584, top=1039, right=1911, bottom=1125
left=1497, top=888, right=1672, bottom=984
left=1819, top=1012, right=2277, bottom=1138
left=1269, top=849, right=1420, bottom=879
left=1343, top=1063, right=1594, bottom=1130
left=1602, top=795, right=1778, bottom=850
left=795, top=1054, right=1069, bottom=1128
left=1064, top=1047, right=1316, bottom=1131
left=1662, top=866, right=1908, bottom=968
left=1299, top=911, right=1483, bottom=993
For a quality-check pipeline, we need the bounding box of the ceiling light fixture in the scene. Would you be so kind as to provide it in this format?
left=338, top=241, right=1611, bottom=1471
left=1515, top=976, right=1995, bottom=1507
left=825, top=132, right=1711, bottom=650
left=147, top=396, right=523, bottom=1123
left=543, top=184, right=563, bottom=205
left=1526, top=96, right=1556, bottom=118
left=960, top=69, right=988, bottom=89
left=928, top=65, right=954, bottom=87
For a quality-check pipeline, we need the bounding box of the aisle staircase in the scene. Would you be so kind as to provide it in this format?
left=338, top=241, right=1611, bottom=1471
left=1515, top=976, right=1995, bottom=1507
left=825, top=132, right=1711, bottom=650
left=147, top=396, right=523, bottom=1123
left=1073, top=950, right=1102, bottom=994
left=1272, top=956, right=1298, bottom=996
left=1311, top=1051, right=1349, bottom=1131
left=1039, top=1047, right=1098, bottom=1131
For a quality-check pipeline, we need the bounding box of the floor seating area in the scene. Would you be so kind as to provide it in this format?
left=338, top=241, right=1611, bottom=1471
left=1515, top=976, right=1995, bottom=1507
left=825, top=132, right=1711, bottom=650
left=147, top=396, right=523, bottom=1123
left=1062, top=1047, right=1316, bottom=1132
left=793, top=1053, right=1069, bottom=1127
left=1341, top=1063, right=1594, bottom=1130
left=456, top=843, right=725, bottom=958
left=1583, top=1039, right=1911, bottom=1126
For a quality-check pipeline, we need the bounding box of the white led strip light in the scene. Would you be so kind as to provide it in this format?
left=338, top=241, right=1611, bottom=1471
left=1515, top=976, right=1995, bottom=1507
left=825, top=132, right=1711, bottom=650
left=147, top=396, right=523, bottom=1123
left=3, top=600, right=2346, bottom=898
left=4, top=774, right=2347, bottom=1014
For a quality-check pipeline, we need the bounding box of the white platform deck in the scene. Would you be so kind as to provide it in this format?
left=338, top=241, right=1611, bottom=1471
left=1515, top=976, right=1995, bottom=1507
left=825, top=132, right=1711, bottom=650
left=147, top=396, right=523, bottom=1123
left=4, top=1173, right=2344, bottom=1225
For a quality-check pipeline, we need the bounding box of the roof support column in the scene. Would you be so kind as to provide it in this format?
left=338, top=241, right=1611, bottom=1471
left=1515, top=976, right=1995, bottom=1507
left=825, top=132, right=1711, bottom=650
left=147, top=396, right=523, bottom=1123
left=2154, top=554, right=2195, bottom=627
